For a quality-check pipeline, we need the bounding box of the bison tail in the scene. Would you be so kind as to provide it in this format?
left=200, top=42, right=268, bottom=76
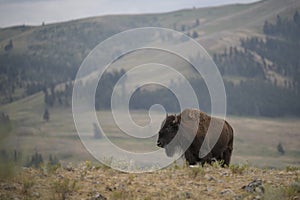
left=223, top=121, right=234, bottom=166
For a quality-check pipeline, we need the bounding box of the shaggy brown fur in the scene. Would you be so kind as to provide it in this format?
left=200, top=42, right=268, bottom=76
left=157, top=109, right=234, bottom=166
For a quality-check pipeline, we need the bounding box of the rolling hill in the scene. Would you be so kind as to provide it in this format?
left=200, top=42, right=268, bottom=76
left=0, top=0, right=300, bottom=172
left=0, top=0, right=299, bottom=103
left=1, top=0, right=299, bottom=55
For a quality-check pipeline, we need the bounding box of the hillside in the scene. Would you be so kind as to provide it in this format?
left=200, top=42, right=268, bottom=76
left=0, top=162, right=299, bottom=200
left=0, top=0, right=299, bottom=112
left=1, top=0, right=299, bottom=54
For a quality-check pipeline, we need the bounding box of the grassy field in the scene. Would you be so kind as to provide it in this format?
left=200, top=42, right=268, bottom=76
left=1, top=1, right=300, bottom=199
left=1, top=162, right=300, bottom=199
left=0, top=0, right=300, bottom=169
left=0, top=92, right=299, bottom=169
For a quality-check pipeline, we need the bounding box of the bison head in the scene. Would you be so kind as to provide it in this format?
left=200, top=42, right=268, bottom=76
left=157, top=114, right=181, bottom=156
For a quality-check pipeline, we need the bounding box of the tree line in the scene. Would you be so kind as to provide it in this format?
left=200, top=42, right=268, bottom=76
left=0, top=53, right=78, bottom=104
left=3, top=12, right=299, bottom=118
left=212, top=11, right=300, bottom=117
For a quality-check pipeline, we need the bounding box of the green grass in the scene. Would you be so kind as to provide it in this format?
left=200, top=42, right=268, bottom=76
left=263, top=181, right=300, bottom=200
left=0, top=121, right=12, bottom=141
left=229, top=163, right=249, bottom=174
left=52, top=178, right=78, bottom=200
left=0, top=89, right=300, bottom=169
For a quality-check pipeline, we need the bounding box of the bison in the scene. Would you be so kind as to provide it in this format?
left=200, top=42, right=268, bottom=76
left=157, top=109, right=233, bottom=167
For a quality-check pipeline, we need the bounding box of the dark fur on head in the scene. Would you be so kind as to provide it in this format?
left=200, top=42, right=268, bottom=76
left=157, top=114, right=181, bottom=156
left=157, top=109, right=234, bottom=166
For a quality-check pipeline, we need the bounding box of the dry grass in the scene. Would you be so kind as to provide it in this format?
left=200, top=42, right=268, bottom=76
left=0, top=162, right=299, bottom=199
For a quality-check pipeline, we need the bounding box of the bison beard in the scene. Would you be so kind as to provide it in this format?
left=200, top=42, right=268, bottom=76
left=157, top=109, right=234, bottom=167
left=165, top=144, right=176, bottom=157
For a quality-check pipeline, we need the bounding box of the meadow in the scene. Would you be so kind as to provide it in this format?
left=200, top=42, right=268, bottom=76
left=1, top=92, right=299, bottom=169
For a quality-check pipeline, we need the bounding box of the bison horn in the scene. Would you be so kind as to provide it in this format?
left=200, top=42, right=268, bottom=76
left=188, top=111, right=193, bottom=119
left=173, top=114, right=178, bottom=124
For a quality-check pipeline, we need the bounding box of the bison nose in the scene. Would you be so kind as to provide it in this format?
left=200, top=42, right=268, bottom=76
left=157, top=140, right=163, bottom=147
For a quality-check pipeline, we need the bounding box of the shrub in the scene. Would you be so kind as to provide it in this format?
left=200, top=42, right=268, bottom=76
left=285, top=166, right=299, bottom=172
left=189, top=166, right=204, bottom=178
left=229, top=163, right=248, bottom=174
left=52, top=178, right=78, bottom=200
left=21, top=177, right=35, bottom=195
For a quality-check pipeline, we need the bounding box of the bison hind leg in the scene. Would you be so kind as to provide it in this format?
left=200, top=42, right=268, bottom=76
left=222, top=148, right=232, bottom=167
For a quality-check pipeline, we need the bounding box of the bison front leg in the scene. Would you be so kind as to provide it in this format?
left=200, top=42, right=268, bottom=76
left=184, top=149, right=198, bottom=165
left=199, top=152, right=213, bottom=166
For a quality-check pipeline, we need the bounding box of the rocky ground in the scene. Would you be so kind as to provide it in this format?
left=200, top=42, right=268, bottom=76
left=0, top=162, right=299, bottom=200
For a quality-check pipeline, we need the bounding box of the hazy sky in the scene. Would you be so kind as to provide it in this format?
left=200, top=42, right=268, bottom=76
left=0, top=0, right=259, bottom=28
